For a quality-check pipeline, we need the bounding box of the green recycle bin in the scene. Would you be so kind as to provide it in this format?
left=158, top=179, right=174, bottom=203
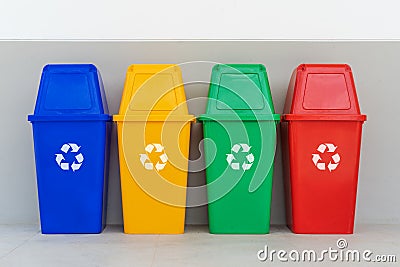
left=198, top=64, right=280, bottom=234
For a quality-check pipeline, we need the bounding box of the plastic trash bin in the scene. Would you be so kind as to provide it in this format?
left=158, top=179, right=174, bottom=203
left=114, top=64, right=195, bottom=234
left=28, top=64, right=111, bottom=234
left=198, top=64, right=280, bottom=234
left=281, top=64, right=367, bottom=234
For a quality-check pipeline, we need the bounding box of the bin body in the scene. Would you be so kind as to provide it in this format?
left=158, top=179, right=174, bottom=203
left=28, top=64, right=111, bottom=234
left=114, top=64, right=194, bottom=234
left=281, top=64, right=366, bottom=234
left=199, top=64, right=280, bottom=234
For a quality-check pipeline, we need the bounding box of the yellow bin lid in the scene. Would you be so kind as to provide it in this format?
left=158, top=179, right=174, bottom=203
left=114, top=64, right=195, bottom=122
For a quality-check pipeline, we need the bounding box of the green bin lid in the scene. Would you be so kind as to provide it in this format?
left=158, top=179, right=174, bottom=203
left=198, top=64, right=280, bottom=121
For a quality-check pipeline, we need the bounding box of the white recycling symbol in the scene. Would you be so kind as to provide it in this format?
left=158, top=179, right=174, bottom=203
left=226, top=143, right=255, bottom=171
left=55, top=143, right=84, bottom=172
left=312, top=143, right=341, bottom=172
left=139, top=143, right=168, bottom=171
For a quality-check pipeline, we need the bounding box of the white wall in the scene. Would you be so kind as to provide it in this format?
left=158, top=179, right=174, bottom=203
left=1, top=0, right=400, bottom=40
left=0, top=2, right=399, bottom=226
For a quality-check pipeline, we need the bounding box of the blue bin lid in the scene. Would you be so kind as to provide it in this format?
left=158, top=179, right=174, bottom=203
left=28, top=64, right=110, bottom=122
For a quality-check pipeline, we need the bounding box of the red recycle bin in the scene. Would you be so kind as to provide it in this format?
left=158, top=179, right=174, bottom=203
left=281, top=64, right=367, bottom=234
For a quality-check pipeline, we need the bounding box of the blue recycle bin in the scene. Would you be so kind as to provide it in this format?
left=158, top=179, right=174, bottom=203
left=28, top=64, right=111, bottom=234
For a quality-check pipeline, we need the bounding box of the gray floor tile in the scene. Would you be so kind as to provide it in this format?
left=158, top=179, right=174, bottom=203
left=0, top=225, right=398, bottom=267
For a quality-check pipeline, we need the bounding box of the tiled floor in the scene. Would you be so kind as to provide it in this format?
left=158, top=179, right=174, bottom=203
left=0, top=225, right=398, bottom=267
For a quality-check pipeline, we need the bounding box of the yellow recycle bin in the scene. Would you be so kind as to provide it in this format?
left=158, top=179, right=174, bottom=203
left=114, top=64, right=195, bottom=234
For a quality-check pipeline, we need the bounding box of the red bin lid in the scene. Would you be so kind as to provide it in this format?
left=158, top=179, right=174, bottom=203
left=283, top=64, right=366, bottom=121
